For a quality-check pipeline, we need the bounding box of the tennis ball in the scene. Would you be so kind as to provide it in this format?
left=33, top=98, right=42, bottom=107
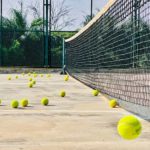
left=28, top=82, right=33, bottom=88
left=47, top=74, right=51, bottom=78
left=117, top=115, right=142, bottom=140
left=109, top=99, right=118, bottom=108
left=16, top=75, right=19, bottom=79
left=40, top=74, right=44, bottom=77
left=20, top=99, right=29, bottom=107
left=8, top=76, right=11, bottom=80
left=64, top=75, right=69, bottom=81
left=11, top=100, right=19, bottom=108
left=41, top=97, right=49, bottom=106
left=0, top=99, right=2, bottom=105
left=28, top=73, right=31, bottom=76
left=59, top=91, right=66, bottom=97
left=92, top=90, right=99, bottom=96
left=32, top=80, right=36, bottom=85
left=33, top=74, right=38, bottom=78
left=29, top=78, right=33, bottom=81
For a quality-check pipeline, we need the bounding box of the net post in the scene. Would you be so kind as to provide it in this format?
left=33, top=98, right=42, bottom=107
left=60, top=38, right=66, bottom=75
left=62, top=38, right=65, bottom=69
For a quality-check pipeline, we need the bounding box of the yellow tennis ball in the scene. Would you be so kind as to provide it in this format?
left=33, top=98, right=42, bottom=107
left=28, top=73, right=31, bottom=76
left=20, top=99, right=29, bottom=107
left=0, top=99, right=2, bottom=104
left=22, top=73, right=25, bottom=76
left=29, top=78, right=33, bottom=81
left=41, top=97, right=49, bottom=106
left=28, top=82, right=33, bottom=88
left=64, top=75, right=69, bottom=81
left=40, top=74, right=44, bottom=77
left=33, top=74, right=38, bottom=78
left=16, top=75, right=19, bottom=79
left=109, top=99, right=118, bottom=108
left=8, top=76, right=11, bottom=80
left=117, top=115, right=142, bottom=140
left=59, top=91, right=66, bottom=97
left=32, top=80, right=36, bottom=85
left=92, top=90, right=99, bottom=96
left=47, top=74, right=51, bottom=78
left=11, top=100, right=19, bottom=108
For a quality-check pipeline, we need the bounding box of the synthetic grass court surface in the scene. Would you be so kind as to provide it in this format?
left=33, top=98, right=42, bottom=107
left=0, top=73, right=150, bottom=150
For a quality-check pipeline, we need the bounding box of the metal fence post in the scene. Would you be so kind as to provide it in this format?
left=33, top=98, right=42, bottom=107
left=44, top=0, right=49, bottom=67
left=0, top=0, right=2, bottom=66
left=132, top=0, right=141, bottom=68
left=91, top=0, right=93, bottom=20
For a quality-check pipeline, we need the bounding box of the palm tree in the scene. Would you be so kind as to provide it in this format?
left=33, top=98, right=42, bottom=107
left=10, top=9, right=27, bottom=31
left=1, top=7, right=44, bottom=66
left=82, top=14, right=94, bottom=26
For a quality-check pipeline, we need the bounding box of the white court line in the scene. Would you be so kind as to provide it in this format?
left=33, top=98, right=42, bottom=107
left=0, top=141, right=149, bottom=146
left=0, top=110, right=129, bottom=114
left=0, top=83, right=53, bottom=85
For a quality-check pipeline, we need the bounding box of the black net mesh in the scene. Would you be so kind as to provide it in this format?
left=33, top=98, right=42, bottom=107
left=65, top=0, right=150, bottom=108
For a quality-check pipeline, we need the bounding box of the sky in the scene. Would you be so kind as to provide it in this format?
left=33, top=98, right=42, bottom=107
left=2, top=0, right=109, bottom=30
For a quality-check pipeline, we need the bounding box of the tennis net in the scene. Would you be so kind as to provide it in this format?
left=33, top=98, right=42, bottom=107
left=65, top=0, right=150, bottom=117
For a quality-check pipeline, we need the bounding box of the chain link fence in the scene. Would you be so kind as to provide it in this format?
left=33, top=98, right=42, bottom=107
left=0, top=0, right=76, bottom=68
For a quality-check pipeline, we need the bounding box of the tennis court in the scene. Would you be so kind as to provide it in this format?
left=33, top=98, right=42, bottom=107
left=0, top=71, right=149, bottom=150
left=1, top=0, right=150, bottom=149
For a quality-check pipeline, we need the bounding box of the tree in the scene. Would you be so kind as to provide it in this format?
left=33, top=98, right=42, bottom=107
left=82, top=14, right=94, bottom=26
left=82, top=8, right=100, bottom=27
left=29, top=0, right=75, bottom=31
left=10, top=9, right=27, bottom=31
